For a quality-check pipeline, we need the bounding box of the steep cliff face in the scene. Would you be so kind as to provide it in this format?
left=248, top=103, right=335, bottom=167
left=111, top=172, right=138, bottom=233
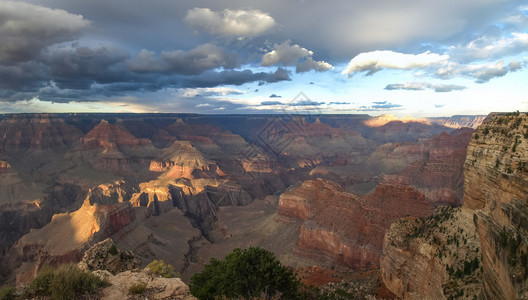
left=4, top=197, right=135, bottom=284
left=278, top=179, right=434, bottom=270
left=381, top=207, right=481, bottom=299
left=373, top=128, right=473, bottom=206
left=380, top=112, right=528, bottom=299
left=429, top=115, right=487, bottom=129
left=464, top=113, right=528, bottom=299
left=0, top=115, right=81, bottom=152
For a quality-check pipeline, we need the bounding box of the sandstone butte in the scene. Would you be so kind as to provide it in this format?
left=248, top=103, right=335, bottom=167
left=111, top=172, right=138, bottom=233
left=381, top=112, right=528, bottom=299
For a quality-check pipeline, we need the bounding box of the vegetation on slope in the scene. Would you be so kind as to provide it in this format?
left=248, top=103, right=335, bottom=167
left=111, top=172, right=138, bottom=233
left=190, top=246, right=301, bottom=299
left=190, top=246, right=358, bottom=300
left=0, top=263, right=109, bottom=300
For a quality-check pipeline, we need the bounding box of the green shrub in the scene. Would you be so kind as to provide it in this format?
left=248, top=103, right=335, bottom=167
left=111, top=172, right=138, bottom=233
left=190, top=246, right=301, bottom=300
left=147, top=260, right=176, bottom=278
left=28, top=266, right=54, bottom=296
left=129, top=282, right=147, bottom=294
left=26, top=263, right=109, bottom=300
left=0, top=286, right=16, bottom=300
left=109, top=244, right=118, bottom=256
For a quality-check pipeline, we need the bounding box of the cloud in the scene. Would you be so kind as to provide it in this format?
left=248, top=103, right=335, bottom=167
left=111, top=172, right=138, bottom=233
left=296, top=57, right=333, bottom=73
left=468, top=60, right=525, bottom=83
left=329, top=101, right=350, bottom=105
left=385, top=82, right=466, bottom=92
left=180, top=87, right=244, bottom=98
left=343, top=48, right=525, bottom=83
left=436, top=59, right=525, bottom=83
left=357, top=101, right=403, bottom=111
left=289, top=100, right=324, bottom=106
left=179, top=67, right=291, bottom=88
left=450, top=33, right=528, bottom=63
left=261, top=100, right=283, bottom=105
left=269, top=94, right=281, bottom=98
left=261, top=40, right=333, bottom=73
left=184, top=8, right=276, bottom=37
left=0, top=39, right=291, bottom=103
left=435, top=104, right=445, bottom=108
left=342, top=50, right=449, bottom=76
left=43, top=44, right=130, bottom=90
left=262, top=41, right=312, bottom=66
left=0, top=1, right=90, bottom=63
left=127, top=44, right=238, bottom=75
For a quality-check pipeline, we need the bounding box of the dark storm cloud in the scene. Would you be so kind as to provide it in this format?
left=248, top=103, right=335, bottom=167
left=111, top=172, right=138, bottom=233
left=126, top=44, right=239, bottom=75
left=0, top=1, right=293, bottom=104
left=0, top=1, right=90, bottom=63
left=43, top=45, right=131, bottom=89
left=180, top=68, right=290, bottom=88
left=2, top=66, right=291, bottom=102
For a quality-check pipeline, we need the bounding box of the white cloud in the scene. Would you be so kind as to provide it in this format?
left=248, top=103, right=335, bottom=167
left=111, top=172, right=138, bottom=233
left=436, top=60, right=525, bottom=83
left=450, top=33, right=528, bottom=63
left=343, top=48, right=526, bottom=84
left=261, top=40, right=333, bottom=73
left=342, top=50, right=449, bottom=76
left=385, top=82, right=466, bottom=92
left=184, top=8, right=276, bottom=37
left=262, top=41, right=312, bottom=66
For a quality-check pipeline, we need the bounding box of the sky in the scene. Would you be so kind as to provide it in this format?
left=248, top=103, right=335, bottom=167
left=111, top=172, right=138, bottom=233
left=0, top=0, right=527, bottom=117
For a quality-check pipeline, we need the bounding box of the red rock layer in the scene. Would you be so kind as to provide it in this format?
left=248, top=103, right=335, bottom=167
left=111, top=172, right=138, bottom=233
left=377, top=128, right=473, bottom=206
left=278, top=179, right=434, bottom=269
left=0, top=115, right=82, bottom=151
left=81, top=119, right=150, bottom=149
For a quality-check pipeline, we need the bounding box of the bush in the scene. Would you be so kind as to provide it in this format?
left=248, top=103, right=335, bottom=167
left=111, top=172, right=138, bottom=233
left=26, top=263, right=109, bottom=300
left=0, top=286, right=16, bottom=300
left=147, top=260, right=177, bottom=278
left=109, top=244, right=118, bottom=256
left=129, top=282, right=147, bottom=294
left=190, top=246, right=301, bottom=300
left=28, top=266, right=54, bottom=296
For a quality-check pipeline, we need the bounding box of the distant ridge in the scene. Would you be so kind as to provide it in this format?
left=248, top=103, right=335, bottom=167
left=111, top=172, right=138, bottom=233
left=426, top=115, right=486, bottom=129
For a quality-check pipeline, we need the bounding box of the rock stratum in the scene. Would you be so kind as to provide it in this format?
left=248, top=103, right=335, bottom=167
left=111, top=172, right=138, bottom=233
left=465, top=113, right=528, bottom=299
left=381, top=112, right=528, bottom=299
left=0, top=113, right=479, bottom=288
left=278, top=179, right=434, bottom=270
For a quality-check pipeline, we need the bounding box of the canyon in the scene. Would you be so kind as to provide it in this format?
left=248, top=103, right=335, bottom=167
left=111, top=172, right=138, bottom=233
left=0, top=113, right=483, bottom=296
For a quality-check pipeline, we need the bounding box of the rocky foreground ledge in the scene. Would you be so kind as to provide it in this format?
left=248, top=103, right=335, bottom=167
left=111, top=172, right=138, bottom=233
left=81, top=239, right=196, bottom=300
